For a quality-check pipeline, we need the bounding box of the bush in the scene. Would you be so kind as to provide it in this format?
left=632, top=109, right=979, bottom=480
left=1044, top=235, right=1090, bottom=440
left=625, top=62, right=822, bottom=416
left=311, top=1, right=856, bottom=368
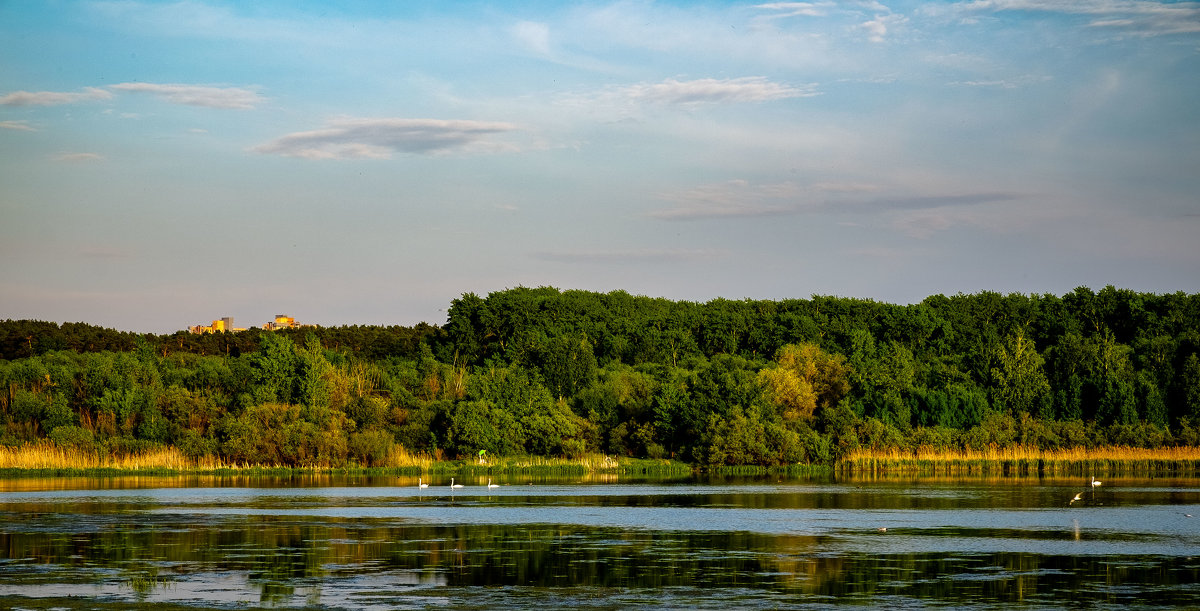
left=348, top=430, right=394, bottom=466
left=49, top=425, right=95, bottom=451
left=176, top=429, right=218, bottom=460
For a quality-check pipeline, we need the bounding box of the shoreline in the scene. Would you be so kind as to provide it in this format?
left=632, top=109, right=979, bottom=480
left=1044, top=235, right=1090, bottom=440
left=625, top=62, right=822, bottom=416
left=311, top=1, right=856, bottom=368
left=3, top=442, right=1200, bottom=478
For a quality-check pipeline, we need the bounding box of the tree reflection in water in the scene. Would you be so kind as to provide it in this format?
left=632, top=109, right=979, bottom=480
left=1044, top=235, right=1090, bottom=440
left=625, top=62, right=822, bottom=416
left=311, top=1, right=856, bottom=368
left=1, top=476, right=1199, bottom=608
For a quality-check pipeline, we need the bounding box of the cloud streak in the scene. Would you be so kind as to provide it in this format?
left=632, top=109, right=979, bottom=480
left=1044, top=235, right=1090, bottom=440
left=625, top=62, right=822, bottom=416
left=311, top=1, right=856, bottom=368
left=109, top=83, right=264, bottom=109
left=621, top=77, right=819, bottom=105
left=253, top=118, right=521, bottom=159
left=0, top=120, right=36, bottom=131
left=0, top=87, right=112, bottom=106
left=650, top=180, right=1022, bottom=222
left=944, top=0, right=1200, bottom=36
left=53, top=152, right=104, bottom=162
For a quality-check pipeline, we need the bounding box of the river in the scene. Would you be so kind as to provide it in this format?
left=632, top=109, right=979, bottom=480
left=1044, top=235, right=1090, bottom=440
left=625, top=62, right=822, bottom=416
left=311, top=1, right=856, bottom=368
left=0, top=473, right=1197, bottom=609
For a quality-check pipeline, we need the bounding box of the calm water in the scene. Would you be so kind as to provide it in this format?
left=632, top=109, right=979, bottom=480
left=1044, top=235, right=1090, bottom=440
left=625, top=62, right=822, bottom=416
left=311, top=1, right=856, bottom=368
left=0, top=473, right=1198, bottom=609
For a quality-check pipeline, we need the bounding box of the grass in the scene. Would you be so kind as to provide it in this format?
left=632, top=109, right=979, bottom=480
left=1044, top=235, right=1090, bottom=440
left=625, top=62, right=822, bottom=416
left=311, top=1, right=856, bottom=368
left=8, top=440, right=1200, bottom=479
left=0, top=441, right=692, bottom=478
left=837, top=445, right=1200, bottom=476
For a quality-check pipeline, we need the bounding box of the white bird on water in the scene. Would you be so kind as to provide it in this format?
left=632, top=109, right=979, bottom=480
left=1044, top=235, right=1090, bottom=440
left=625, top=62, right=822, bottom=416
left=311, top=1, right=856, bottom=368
left=488, top=479, right=499, bottom=489
left=1091, top=476, right=1103, bottom=488
left=450, top=478, right=463, bottom=488
left=1070, top=492, right=1083, bottom=504
left=418, top=477, right=428, bottom=489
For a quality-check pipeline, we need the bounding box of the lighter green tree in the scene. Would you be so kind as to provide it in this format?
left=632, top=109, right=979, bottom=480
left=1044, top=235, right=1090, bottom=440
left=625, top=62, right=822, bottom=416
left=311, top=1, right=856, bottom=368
left=991, top=332, right=1052, bottom=417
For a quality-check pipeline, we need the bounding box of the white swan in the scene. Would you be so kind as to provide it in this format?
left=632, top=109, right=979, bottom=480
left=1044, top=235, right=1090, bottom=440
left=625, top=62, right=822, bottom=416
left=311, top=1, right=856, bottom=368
left=1091, top=476, right=1102, bottom=488
left=1069, top=492, right=1083, bottom=504
left=488, top=479, right=499, bottom=489
left=450, top=478, right=463, bottom=488
left=418, top=477, right=428, bottom=489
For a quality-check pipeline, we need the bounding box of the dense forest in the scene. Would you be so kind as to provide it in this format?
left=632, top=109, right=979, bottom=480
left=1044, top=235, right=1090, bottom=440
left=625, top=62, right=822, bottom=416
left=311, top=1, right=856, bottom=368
left=2, top=286, right=1199, bottom=467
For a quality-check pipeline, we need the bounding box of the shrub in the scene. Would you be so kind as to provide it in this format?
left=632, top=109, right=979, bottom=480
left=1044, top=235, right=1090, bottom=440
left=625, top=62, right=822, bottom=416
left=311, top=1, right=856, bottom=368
left=48, top=425, right=95, bottom=451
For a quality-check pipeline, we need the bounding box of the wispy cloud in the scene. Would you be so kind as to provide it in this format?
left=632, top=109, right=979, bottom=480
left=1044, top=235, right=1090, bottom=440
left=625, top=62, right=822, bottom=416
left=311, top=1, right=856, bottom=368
left=755, top=2, right=838, bottom=18
left=650, top=180, right=809, bottom=220
left=109, top=82, right=264, bottom=109
left=0, top=120, right=36, bottom=131
left=948, top=74, right=1053, bottom=89
left=53, top=152, right=104, bottom=162
left=253, top=118, right=521, bottom=159
left=861, top=13, right=908, bottom=43
left=512, top=20, right=552, bottom=55
left=0, top=87, right=112, bottom=106
left=532, top=249, right=725, bottom=263
left=756, top=1, right=890, bottom=19
left=942, top=0, right=1200, bottom=36
left=621, top=77, right=820, bottom=106
left=757, top=0, right=903, bottom=41
left=650, top=180, right=1022, bottom=223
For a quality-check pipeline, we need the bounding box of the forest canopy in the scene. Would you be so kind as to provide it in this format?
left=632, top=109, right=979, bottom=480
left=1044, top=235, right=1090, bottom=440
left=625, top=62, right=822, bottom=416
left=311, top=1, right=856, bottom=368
left=2, top=286, right=1199, bottom=467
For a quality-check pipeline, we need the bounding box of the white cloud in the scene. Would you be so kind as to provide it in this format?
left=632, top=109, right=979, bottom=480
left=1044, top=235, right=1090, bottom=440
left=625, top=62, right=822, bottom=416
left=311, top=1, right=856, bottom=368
left=512, top=20, right=552, bottom=55
left=253, top=118, right=521, bottom=159
left=0, top=120, right=36, bottom=131
left=109, top=83, right=264, bottom=109
left=755, top=2, right=837, bottom=18
left=948, top=75, right=1053, bottom=89
left=941, top=0, right=1200, bottom=36
left=756, top=1, right=890, bottom=19
left=621, top=77, right=820, bottom=106
left=0, top=87, right=113, bottom=106
left=53, top=152, right=104, bottom=162
left=861, top=13, right=907, bottom=42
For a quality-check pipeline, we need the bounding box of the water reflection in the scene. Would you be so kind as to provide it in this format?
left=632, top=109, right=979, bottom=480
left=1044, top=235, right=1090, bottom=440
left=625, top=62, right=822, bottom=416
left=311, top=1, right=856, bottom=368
left=0, top=475, right=1199, bottom=609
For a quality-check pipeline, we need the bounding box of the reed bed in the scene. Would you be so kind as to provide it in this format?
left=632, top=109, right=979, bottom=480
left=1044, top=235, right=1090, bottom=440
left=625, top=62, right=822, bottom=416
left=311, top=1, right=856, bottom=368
left=0, top=442, right=202, bottom=471
left=838, top=445, right=1200, bottom=476
left=0, top=442, right=691, bottom=478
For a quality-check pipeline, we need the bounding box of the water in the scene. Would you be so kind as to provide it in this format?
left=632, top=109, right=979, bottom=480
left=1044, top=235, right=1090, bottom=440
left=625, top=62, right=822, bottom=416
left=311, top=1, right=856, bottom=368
left=0, top=474, right=1198, bottom=609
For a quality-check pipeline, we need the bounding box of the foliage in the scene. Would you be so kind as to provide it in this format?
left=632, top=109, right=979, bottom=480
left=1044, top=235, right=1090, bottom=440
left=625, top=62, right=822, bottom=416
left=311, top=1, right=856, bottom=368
left=1, top=285, right=1198, bottom=467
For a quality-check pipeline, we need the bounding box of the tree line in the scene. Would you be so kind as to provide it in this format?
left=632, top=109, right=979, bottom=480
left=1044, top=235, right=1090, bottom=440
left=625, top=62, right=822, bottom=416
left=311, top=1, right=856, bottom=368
left=2, top=285, right=1199, bottom=466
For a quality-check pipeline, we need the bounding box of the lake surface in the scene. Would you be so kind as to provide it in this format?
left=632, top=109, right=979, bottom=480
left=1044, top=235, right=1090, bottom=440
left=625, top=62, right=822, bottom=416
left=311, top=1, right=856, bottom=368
left=0, top=473, right=1198, bottom=609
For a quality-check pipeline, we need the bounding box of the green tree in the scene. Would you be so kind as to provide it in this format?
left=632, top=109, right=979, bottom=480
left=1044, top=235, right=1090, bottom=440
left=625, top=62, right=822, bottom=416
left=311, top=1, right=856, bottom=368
left=990, top=332, right=1052, bottom=418
left=757, top=343, right=850, bottom=423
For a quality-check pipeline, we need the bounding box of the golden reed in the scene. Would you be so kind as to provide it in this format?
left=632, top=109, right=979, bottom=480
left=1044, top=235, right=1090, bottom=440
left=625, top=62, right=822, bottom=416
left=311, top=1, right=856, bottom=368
left=0, top=442, right=627, bottom=473
left=0, top=441, right=442, bottom=471
left=842, top=445, right=1200, bottom=463
left=839, top=445, right=1200, bottom=476
left=0, top=442, right=201, bottom=471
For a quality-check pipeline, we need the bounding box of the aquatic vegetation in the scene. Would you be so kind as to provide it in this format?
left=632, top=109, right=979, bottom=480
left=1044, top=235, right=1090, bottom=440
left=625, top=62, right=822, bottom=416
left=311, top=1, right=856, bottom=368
left=838, top=444, right=1200, bottom=475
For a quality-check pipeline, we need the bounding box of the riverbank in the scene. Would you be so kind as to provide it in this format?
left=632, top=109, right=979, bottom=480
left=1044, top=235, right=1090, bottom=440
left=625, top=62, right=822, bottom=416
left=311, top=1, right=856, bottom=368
left=5, top=441, right=1200, bottom=478
left=0, top=441, right=692, bottom=478
left=839, top=445, right=1200, bottom=476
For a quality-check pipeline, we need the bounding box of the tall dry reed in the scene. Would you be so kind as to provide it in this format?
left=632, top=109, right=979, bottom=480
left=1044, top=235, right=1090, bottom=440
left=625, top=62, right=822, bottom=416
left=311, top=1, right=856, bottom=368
left=0, top=442, right=207, bottom=471
left=842, top=445, right=1200, bottom=463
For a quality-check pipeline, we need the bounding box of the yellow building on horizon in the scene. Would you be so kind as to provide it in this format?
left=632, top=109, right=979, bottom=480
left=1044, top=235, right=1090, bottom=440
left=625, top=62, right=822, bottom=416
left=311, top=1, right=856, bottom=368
left=188, top=317, right=246, bottom=334
left=189, top=314, right=312, bottom=333
left=263, top=314, right=302, bottom=330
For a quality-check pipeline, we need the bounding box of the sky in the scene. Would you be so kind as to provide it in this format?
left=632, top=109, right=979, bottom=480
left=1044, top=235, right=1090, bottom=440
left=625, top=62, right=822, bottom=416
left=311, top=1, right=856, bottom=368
left=2, top=0, right=1199, bottom=334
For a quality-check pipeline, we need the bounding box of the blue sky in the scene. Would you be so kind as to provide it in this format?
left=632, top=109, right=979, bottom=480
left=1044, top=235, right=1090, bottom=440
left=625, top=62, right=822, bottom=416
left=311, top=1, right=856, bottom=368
left=2, top=0, right=1198, bottom=333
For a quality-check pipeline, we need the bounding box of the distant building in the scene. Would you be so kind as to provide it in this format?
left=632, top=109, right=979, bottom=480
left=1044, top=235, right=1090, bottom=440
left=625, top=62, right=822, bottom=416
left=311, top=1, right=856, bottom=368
left=189, top=314, right=312, bottom=333
left=263, top=314, right=309, bottom=331
left=188, top=317, right=245, bottom=334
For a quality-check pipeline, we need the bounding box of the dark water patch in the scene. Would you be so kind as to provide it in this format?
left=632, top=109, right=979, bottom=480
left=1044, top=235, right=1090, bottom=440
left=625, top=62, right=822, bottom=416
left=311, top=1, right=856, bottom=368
left=3, top=477, right=1200, bottom=608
